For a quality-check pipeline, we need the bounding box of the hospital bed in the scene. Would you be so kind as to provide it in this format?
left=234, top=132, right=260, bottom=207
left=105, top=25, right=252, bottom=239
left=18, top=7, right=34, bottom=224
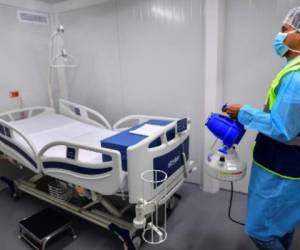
left=0, top=99, right=194, bottom=249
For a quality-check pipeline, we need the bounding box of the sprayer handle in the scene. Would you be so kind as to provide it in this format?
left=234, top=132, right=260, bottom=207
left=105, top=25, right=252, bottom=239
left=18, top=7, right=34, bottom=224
left=222, top=103, right=228, bottom=112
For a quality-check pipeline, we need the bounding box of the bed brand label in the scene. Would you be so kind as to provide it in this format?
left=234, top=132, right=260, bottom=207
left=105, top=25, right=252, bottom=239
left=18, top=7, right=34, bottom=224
left=153, top=137, right=189, bottom=189
left=168, top=155, right=181, bottom=169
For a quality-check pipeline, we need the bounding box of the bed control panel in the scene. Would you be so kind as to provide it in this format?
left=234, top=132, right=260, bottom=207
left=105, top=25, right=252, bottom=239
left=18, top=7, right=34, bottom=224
left=74, top=107, right=81, bottom=116
left=0, top=125, right=12, bottom=138
left=177, top=118, right=188, bottom=133
left=66, top=147, right=77, bottom=160
left=0, top=125, right=4, bottom=136
left=4, top=127, right=11, bottom=138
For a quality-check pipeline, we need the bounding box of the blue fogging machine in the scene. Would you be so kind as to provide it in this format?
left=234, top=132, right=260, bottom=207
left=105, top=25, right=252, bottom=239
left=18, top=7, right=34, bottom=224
left=205, top=112, right=247, bottom=182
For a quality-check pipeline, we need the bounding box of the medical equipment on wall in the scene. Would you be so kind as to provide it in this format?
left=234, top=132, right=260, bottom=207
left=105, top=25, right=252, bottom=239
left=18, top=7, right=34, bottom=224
left=9, top=90, right=23, bottom=110
left=48, top=25, right=78, bottom=108
left=51, top=49, right=78, bottom=69
left=205, top=112, right=246, bottom=182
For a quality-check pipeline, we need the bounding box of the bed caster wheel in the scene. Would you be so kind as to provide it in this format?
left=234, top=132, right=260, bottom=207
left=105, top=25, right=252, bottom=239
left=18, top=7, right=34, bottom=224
left=122, top=236, right=142, bottom=250
left=167, top=196, right=177, bottom=211
left=12, top=188, right=22, bottom=200
left=69, top=227, right=78, bottom=240
left=13, top=192, right=20, bottom=199
left=132, top=236, right=142, bottom=250
left=12, top=194, right=19, bottom=200
left=13, top=193, right=22, bottom=200
left=122, top=242, right=128, bottom=250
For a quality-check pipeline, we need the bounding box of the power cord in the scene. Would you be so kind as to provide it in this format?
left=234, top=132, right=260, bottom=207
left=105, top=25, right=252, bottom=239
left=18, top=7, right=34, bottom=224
left=228, top=181, right=245, bottom=226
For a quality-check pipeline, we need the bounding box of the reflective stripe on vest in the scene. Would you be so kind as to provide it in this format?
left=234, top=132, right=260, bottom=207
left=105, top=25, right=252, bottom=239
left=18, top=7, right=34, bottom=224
left=266, top=56, right=300, bottom=111
left=253, top=56, right=300, bottom=179
left=264, top=56, right=300, bottom=146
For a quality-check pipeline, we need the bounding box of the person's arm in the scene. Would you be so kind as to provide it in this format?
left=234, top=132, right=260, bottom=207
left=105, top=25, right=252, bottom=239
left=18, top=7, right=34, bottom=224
left=238, top=72, right=300, bottom=142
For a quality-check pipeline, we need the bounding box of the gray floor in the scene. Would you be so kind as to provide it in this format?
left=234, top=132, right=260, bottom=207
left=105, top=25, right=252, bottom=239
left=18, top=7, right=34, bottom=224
left=0, top=183, right=300, bottom=250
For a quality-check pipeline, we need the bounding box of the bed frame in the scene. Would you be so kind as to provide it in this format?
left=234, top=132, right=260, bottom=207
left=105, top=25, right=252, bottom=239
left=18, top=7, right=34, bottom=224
left=0, top=99, right=194, bottom=250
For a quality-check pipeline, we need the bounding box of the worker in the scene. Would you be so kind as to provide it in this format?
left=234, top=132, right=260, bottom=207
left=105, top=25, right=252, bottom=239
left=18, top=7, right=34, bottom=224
left=224, top=7, right=300, bottom=250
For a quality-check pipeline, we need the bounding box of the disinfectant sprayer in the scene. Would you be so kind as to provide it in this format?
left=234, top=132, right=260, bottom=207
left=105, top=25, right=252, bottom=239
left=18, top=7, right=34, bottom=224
left=205, top=107, right=247, bottom=182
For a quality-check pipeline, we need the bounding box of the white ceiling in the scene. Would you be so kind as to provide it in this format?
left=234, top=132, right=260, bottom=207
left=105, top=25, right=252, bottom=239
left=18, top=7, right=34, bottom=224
left=0, top=0, right=109, bottom=13
left=34, top=0, right=69, bottom=4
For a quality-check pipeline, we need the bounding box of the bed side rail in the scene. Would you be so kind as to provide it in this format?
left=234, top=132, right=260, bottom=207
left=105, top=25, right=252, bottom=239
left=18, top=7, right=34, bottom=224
left=59, top=99, right=112, bottom=130
left=129, top=118, right=191, bottom=158
left=0, top=106, right=54, bottom=122
left=113, top=115, right=178, bottom=132
left=0, top=119, right=38, bottom=171
left=38, top=141, right=123, bottom=195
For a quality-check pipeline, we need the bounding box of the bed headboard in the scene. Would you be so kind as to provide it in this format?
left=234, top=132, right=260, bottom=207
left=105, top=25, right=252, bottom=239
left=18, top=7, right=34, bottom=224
left=58, top=99, right=112, bottom=130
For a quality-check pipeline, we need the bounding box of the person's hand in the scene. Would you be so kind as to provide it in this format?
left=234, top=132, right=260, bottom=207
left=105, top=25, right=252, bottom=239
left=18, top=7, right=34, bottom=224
left=223, top=104, right=243, bottom=119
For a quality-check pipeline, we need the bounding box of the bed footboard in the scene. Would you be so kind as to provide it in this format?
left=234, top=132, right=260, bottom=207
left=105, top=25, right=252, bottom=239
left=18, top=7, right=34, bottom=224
left=126, top=118, right=192, bottom=204
left=39, top=141, right=123, bottom=195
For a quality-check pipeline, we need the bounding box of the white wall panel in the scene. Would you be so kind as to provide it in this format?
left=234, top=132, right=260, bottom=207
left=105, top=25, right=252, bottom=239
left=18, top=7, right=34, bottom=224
left=0, top=4, right=49, bottom=112
left=57, top=0, right=205, bottom=184
left=116, top=0, right=204, bottom=183
left=58, top=1, right=124, bottom=123
left=0, top=3, right=50, bottom=188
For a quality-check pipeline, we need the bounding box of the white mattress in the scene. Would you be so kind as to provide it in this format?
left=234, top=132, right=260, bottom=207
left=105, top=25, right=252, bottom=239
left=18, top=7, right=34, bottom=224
left=11, top=113, right=118, bottom=164
left=7, top=113, right=129, bottom=193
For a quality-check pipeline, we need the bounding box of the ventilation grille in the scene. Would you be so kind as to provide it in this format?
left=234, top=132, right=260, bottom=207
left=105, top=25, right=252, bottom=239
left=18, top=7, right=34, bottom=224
left=17, top=10, right=49, bottom=25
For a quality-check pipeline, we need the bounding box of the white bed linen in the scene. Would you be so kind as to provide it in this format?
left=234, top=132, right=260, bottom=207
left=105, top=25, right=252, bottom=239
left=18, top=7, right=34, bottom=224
left=10, top=114, right=128, bottom=182
left=10, top=113, right=117, bottom=161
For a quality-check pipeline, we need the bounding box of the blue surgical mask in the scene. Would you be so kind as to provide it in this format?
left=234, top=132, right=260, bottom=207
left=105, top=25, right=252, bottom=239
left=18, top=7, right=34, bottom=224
left=273, top=32, right=289, bottom=57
